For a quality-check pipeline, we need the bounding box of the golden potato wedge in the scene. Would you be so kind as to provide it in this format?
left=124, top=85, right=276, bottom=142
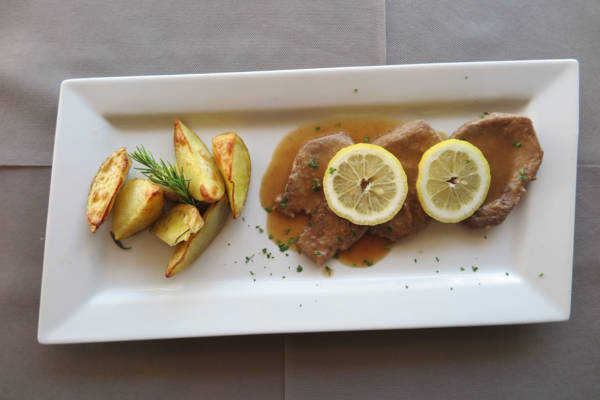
left=174, top=119, right=225, bottom=202
left=166, top=197, right=229, bottom=278
left=151, top=204, right=204, bottom=246
left=212, top=132, right=251, bottom=219
left=112, top=178, right=164, bottom=240
left=87, top=147, right=131, bottom=233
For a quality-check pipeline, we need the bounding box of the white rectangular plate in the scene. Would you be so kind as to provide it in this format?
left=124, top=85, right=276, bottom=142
left=39, top=60, right=579, bottom=343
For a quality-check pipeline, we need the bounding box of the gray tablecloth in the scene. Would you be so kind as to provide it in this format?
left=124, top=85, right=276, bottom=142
left=2, top=0, right=599, bottom=399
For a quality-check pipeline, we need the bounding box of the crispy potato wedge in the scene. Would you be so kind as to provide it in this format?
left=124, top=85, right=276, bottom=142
left=151, top=204, right=204, bottom=246
left=87, top=147, right=131, bottom=233
left=174, top=119, right=225, bottom=202
left=112, top=178, right=164, bottom=240
left=212, top=132, right=251, bottom=219
left=166, top=197, right=229, bottom=278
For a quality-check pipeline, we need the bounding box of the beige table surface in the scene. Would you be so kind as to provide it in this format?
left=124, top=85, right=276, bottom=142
left=1, top=1, right=599, bottom=399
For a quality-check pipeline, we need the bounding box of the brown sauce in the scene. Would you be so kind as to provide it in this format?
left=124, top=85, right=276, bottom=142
left=465, top=135, right=516, bottom=203
left=337, top=233, right=393, bottom=267
left=260, top=117, right=401, bottom=267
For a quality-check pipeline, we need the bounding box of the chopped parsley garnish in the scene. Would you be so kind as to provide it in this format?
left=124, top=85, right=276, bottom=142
left=520, top=176, right=527, bottom=181
left=472, top=266, right=479, bottom=272
left=313, top=250, right=321, bottom=255
left=249, top=271, right=254, bottom=276
left=308, top=158, right=319, bottom=168
left=255, top=225, right=264, bottom=233
left=478, top=111, right=489, bottom=119
left=288, top=237, right=297, bottom=244
left=384, top=244, right=393, bottom=249
left=264, top=206, right=272, bottom=213
left=311, top=183, right=322, bottom=192
left=351, top=230, right=357, bottom=237
left=450, top=287, right=454, bottom=291
left=364, top=136, right=369, bottom=143
left=435, top=256, right=440, bottom=262
left=315, top=126, right=321, bottom=131
left=466, top=159, right=470, bottom=164
left=268, top=234, right=273, bottom=239
left=296, top=265, right=303, bottom=272
left=363, top=259, right=374, bottom=266
left=337, top=236, right=343, bottom=242
left=282, top=276, right=286, bottom=279
left=460, top=267, right=465, bottom=271
left=405, top=285, right=409, bottom=289
left=278, top=243, right=289, bottom=252
left=333, top=253, right=340, bottom=259
left=324, top=265, right=332, bottom=274
left=262, top=248, right=267, bottom=254
left=279, top=196, right=288, bottom=209
left=386, top=226, right=393, bottom=232
left=414, top=258, right=417, bottom=263
left=245, top=255, right=254, bottom=263
left=435, top=270, right=439, bottom=273
left=329, top=167, right=337, bottom=174
left=308, top=221, right=313, bottom=227
left=284, top=228, right=290, bottom=235
left=505, top=272, right=510, bottom=276
left=513, top=141, right=521, bottom=147
left=519, top=168, right=525, bottom=175
left=353, top=88, right=358, bottom=92
left=539, top=273, right=544, bottom=278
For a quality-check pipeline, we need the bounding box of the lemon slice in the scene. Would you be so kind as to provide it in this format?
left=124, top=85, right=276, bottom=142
left=323, top=143, right=408, bottom=226
left=416, top=139, right=491, bottom=223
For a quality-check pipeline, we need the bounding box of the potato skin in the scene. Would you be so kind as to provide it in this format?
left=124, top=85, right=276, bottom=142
left=212, top=132, right=251, bottom=219
left=165, top=197, right=229, bottom=277
left=87, top=147, right=131, bottom=233
left=112, top=178, right=164, bottom=240
left=151, top=204, right=204, bottom=246
left=174, top=119, right=225, bottom=202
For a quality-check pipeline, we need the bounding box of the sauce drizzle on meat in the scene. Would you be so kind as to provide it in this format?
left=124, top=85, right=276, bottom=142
left=260, top=117, right=399, bottom=266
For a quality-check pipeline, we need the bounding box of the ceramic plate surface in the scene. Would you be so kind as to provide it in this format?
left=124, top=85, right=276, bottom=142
left=39, top=60, right=579, bottom=343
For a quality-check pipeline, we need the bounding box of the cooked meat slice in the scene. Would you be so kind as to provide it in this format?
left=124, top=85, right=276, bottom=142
left=370, top=120, right=442, bottom=241
left=274, top=132, right=354, bottom=217
left=451, top=113, right=543, bottom=228
left=297, top=204, right=367, bottom=265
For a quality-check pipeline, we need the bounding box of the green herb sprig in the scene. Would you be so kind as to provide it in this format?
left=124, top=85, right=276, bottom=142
left=129, top=145, right=199, bottom=207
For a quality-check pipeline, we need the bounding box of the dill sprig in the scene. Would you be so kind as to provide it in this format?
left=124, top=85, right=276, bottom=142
left=129, top=145, right=199, bottom=207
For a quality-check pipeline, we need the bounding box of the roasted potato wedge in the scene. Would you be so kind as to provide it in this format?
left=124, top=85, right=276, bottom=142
left=87, top=147, right=131, bottom=233
left=112, top=178, right=164, bottom=240
left=151, top=204, right=204, bottom=246
left=212, top=132, right=251, bottom=219
left=174, top=119, right=225, bottom=202
left=166, top=197, right=229, bottom=278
